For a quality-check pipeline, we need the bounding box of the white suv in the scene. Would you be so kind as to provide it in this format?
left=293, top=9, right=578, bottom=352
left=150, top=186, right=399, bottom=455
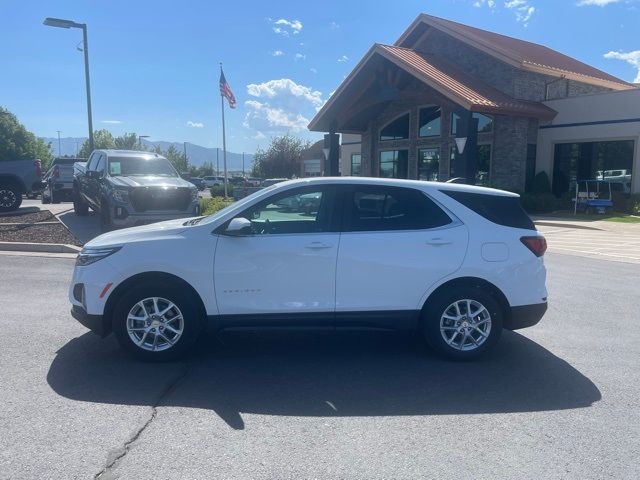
left=69, top=178, right=547, bottom=361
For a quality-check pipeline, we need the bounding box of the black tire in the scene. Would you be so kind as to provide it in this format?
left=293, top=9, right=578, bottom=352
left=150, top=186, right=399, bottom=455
left=0, top=183, right=22, bottom=212
left=112, top=282, right=204, bottom=361
left=99, top=200, right=113, bottom=232
left=73, top=190, right=88, bottom=216
left=422, top=286, right=503, bottom=360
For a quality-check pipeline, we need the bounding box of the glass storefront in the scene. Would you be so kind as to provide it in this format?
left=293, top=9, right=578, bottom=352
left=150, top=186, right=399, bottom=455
left=379, top=150, right=408, bottom=178
left=380, top=114, right=410, bottom=141
left=351, top=154, right=362, bottom=176
left=419, top=107, right=441, bottom=137
left=552, top=140, right=634, bottom=196
left=418, top=148, right=440, bottom=181
left=451, top=112, right=493, bottom=135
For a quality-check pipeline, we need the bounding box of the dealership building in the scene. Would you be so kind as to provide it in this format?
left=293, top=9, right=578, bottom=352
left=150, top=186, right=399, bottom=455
left=309, top=14, right=640, bottom=195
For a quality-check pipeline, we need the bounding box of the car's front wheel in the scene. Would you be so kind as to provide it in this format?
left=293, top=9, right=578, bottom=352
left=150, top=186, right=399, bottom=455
left=422, top=287, right=503, bottom=360
left=112, top=283, right=204, bottom=361
left=0, top=183, right=22, bottom=212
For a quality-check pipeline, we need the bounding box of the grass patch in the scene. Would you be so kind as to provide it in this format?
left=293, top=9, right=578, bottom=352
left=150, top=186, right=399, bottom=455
left=540, top=211, right=640, bottom=223
left=200, top=197, right=234, bottom=216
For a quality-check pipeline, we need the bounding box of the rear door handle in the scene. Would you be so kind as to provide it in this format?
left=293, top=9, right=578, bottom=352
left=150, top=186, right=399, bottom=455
left=305, top=242, right=333, bottom=249
left=426, top=238, right=453, bottom=246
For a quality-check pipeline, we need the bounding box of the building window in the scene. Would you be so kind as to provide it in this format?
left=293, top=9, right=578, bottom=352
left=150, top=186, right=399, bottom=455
left=552, top=140, right=634, bottom=197
left=476, top=144, right=491, bottom=186
left=351, top=153, right=362, bottom=176
left=418, top=106, right=441, bottom=137
left=451, top=112, right=493, bottom=135
left=380, top=114, right=410, bottom=141
left=379, top=150, right=408, bottom=179
left=418, top=148, right=440, bottom=181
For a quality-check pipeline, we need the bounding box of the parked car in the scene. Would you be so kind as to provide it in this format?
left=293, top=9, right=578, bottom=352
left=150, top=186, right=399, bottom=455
left=73, top=149, right=199, bottom=231
left=0, top=159, right=42, bottom=212
left=69, top=177, right=548, bottom=361
left=246, top=177, right=263, bottom=187
left=42, top=158, right=81, bottom=204
left=189, top=177, right=206, bottom=191
left=262, top=178, right=287, bottom=187
left=203, top=176, right=225, bottom=187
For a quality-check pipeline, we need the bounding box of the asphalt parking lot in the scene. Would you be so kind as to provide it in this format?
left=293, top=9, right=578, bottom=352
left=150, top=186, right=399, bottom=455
left=0, top=251, right=638, bottom=479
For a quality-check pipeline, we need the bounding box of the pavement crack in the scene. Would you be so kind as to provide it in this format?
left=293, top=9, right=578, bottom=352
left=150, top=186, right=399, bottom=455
left=94, top=361, right=191, bottom=479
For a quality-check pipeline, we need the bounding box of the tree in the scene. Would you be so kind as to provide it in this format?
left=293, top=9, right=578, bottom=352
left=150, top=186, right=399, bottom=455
left=114, top=132, right=141, bottom=150
left=252, top=134, right=310, bottom=179
left=164, top=145, right=189, bottom=173
left=0, top=106, right=53, bottom=167
left=78, top=129, right=115, bottom=158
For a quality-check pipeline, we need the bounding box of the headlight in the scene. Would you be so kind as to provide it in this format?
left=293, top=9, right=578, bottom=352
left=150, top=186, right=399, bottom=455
left=190, top=188, right=198, bottom=201
left=111, top=188, right=129, bottom=203
left=76, top=246, right=122, bottom=266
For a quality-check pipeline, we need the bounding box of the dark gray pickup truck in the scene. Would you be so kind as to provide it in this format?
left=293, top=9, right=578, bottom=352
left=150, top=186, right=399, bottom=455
left=0, top=159, right=43, bottom=212
left=73, top=149, right=200, bottom=231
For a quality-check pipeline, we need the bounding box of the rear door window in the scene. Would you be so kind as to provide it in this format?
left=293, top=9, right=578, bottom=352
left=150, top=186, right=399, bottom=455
left=441, top=190, right=535, bottom=230
left=344, top=185, right=452, bottom=232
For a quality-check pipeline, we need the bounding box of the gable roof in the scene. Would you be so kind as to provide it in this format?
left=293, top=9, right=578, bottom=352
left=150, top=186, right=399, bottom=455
left=396, top=14, right=634, bottom=90
left=308, top=44, right=556, bottom=132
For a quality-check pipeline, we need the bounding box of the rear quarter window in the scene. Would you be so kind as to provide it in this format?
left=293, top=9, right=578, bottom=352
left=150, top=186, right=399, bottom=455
left=441, top=190, right=535, bottom=230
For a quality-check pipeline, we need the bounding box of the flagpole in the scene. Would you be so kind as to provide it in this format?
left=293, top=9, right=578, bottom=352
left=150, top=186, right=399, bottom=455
left=220, top=63, right=228, bottom=199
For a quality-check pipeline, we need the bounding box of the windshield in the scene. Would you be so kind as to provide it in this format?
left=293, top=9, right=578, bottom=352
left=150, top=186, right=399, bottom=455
left=108, top=156, right=178, bottom=177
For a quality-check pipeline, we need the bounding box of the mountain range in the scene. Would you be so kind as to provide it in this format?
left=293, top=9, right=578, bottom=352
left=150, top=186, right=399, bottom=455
left=40, top=137, right=254, bottom=172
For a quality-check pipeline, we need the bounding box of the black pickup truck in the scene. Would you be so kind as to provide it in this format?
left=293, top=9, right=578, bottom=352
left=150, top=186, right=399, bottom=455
left=0, top=159, right=43, bottom=212
left=73, top=150, right=200, bottom=231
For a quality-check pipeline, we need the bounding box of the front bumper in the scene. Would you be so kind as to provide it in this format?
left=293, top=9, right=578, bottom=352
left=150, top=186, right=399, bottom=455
left=505, top=302, right=547, bottom=330
left=71, top=305, right=110, bottom=337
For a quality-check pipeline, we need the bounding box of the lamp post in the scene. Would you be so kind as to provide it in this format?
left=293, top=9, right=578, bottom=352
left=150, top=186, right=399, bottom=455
left=138, top=135, right=150, bottom=150
left=43, top=17, right=94, bottom=152
left=56, top=130, right=62, bottom=157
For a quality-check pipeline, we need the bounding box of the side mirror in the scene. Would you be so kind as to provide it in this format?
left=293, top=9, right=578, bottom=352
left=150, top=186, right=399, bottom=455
left=225, top=217, right=252, bottom=236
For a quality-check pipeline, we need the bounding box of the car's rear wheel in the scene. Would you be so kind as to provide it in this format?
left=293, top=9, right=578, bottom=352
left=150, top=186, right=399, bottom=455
left=0, top=183, right=22, bottom=212
left=422, top=287, right=503, bottom=360
left=112, top=283, right=204, bottom=361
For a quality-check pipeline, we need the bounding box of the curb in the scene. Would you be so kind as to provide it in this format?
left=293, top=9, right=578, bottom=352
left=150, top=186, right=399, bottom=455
left=0, top=241, right=81, bottom=254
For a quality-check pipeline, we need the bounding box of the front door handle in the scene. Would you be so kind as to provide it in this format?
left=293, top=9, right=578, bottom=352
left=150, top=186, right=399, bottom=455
left=305, top=242, right=333, bottom=249
left=426, top=237, right=453, bottom=246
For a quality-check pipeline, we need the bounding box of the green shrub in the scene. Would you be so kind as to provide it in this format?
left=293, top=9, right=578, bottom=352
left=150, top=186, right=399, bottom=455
left=520, top=193, right=555, bottom=213
left=210, top=185, right=226, bottom=197
left=530, top=172, right=552, bottom=194
left=200, top=197, right=234, bottom=216
left=628, top=194, right=640, bottom=215
left=612, top=192, right=629, bottom=213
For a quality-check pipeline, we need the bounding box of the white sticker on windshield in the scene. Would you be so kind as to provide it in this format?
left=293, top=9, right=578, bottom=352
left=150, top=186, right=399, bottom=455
left=109, top=162, right=121, bottom=175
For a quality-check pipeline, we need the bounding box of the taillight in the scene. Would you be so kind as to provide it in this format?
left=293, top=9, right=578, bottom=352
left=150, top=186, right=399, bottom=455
left=521, top=236, right=547, bottom=257
left=34, top=160, right=42, bottom=178
left=53, top=165, right=60, bottom=179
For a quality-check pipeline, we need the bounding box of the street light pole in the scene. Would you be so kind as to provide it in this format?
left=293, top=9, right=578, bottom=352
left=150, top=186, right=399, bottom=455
left=183, top=142, right=188, bottom=162
left=242, top=152, right=245, bottom=176
left=43, top=17, right=94, bottom=152
left=57, top=130, right=62, bottom=157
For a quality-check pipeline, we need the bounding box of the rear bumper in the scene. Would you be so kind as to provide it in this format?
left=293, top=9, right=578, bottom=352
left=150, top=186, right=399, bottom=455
left=71, top=305, right=110, bottom=337
left=505, top=302, right=547, bottom=330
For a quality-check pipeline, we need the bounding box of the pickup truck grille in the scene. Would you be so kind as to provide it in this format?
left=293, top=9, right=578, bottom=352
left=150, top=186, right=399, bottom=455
left=129, top=187, right=191, bottom=212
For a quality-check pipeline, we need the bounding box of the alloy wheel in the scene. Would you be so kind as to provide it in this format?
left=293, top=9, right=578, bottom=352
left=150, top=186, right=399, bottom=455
left=439, top=299, right=492, bottom=351
left=126, top=297, right=184, bottom=351
left=0, top=189, right=17, bottom=208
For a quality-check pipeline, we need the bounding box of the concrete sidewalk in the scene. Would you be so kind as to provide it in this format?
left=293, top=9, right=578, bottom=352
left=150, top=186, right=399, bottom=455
left=22, top=199, right=100, bottom=245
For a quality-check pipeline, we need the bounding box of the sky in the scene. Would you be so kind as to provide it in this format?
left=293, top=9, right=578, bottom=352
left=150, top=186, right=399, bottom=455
left=1, top=0, right=639, bottom=154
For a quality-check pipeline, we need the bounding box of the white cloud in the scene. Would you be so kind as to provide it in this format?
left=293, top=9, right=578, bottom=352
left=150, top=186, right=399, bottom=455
left=272, top=18, right=302, bottom=36
left=577, top=0, right=621, bottom=5
left=330, top=21, right=340, bottom=29
left=504, top=0, right=535, bottom=26
left=337, top=55, right=349, bottom=63
left=186, top=121, right=204, bottom=128
left=243, top=78, right=324, bottom=135
left=604, top=50, right=640, bottom=82
left=246, top=78, right=323, bottom=108
left=270, top=50, right=284, bottom=57
left=310, top=67, right=318, bottom=74
left=473, top=0, right=496, bottom=7
left=294, top=53, right=306, bottom=61
left=101, top=120, right=122, bottom=124
left=253, top=131, right=267, bottom=140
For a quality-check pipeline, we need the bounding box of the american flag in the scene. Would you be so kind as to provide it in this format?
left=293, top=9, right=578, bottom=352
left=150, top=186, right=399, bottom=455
left=219, top=69, right=236, bottom=109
